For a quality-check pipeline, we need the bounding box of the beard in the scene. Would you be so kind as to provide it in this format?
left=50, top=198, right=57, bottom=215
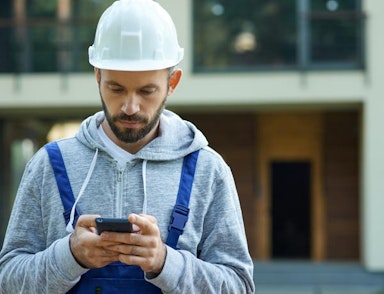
left=100, top=94, right=166, bottom=144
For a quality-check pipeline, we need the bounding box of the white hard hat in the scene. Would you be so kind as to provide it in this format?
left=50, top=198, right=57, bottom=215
left=88, top=0, right=184, bottom=71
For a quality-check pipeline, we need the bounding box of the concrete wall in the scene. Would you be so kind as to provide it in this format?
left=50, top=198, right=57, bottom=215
left=361, top=0, right=384, bottom=272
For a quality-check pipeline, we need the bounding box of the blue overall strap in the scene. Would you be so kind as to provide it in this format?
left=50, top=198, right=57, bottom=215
left=166, top=150, right=200, bottom=249
left=45, top=141, right=80, bottom=226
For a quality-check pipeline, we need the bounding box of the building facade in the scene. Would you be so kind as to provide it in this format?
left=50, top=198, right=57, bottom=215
left=0, top=0, right=383, bottom=271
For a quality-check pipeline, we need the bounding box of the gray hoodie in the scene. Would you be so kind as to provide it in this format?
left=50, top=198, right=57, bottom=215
left=0, top=110, right=255, bottom=293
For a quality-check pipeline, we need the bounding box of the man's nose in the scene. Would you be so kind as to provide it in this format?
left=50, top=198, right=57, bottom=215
left=121, top=94, right=140, bottom=115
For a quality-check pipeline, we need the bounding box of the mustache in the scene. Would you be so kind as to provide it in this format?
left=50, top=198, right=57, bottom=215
left=113, top=113, right=147, bottom=123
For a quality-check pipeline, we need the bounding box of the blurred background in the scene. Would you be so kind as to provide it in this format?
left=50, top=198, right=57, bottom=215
left=1, top=0, right=384, bottom=293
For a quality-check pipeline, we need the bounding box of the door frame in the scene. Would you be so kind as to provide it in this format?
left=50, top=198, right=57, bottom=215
left=254, top=112, right=325, bottom=261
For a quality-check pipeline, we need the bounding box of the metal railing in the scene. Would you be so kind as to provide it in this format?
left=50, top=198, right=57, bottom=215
left=0, top=17, right=97, bottom=73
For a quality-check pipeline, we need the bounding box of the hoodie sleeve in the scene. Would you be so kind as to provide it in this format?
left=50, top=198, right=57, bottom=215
left=0, top=154, right=88, bottom=293
left=146, top=162, right=255, bottom=293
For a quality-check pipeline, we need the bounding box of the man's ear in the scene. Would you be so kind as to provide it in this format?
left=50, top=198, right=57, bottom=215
left=167, top=69, right=182, bottom=96
left=94, top=67, right=101, bottom=84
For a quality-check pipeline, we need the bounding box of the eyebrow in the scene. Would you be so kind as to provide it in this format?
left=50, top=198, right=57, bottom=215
left=104, top=80, right=159, bottom=89
left=104, top=80, right=123, bottom=87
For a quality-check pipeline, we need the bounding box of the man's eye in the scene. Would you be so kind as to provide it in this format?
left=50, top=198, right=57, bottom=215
left=141, top=89, right=155, bottom=95
left=109, top=87, right=123, bottom=93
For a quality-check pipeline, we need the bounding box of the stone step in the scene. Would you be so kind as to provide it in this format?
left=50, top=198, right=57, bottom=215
left=253, top=261, right=384, bottom=289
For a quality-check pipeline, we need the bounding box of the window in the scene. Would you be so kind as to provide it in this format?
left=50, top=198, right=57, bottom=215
left=308, top=0, right=364, bottom=68
left=0, top=0, right=365, bottom=73
left=0, top=0, right=114, bottom=73
left=193, top=0, right=364, bottom=72
left=0, top=0, right=13, bottom=73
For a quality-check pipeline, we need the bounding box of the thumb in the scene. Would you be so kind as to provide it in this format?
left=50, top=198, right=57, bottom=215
left=76, top=214, right=101, bottom=229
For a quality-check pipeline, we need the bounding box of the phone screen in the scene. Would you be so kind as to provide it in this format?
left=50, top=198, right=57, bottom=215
left=95, top=217, right=134, bottom=234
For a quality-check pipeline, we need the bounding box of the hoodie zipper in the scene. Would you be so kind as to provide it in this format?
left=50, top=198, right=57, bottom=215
left=117, top=168, right=124, bottom=218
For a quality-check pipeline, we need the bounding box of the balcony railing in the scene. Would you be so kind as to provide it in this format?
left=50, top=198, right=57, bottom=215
left=0, top=18, right=98, bottom=73
left=0, top=7, right=366, bottom=74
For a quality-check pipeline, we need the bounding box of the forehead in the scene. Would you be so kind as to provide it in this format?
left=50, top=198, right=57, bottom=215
left=101, top=69, right=169, bottom=87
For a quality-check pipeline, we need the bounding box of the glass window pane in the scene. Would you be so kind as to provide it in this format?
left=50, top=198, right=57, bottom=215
left=0, top=0, right=115, bottom=73
left=27, top=0, right=57, bottom=17
left=0, top=0, right=13, bottom=72
left=309, top=0, right=362, bottom=66
left=30, top=24, right=57, bottom=72
left=70, top=0, right=115, bottom=72
left=193, top=0, right=297, bottom=71
left=74, top=0, right=114, bottom=18
left=311, top=19, right=360, bottom=64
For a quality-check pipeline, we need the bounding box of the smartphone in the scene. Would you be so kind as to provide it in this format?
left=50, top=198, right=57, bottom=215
left=95, top=217, right=134, bottom=235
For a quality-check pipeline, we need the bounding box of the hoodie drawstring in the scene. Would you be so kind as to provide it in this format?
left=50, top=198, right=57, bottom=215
left=66, top=148, right=99, bottom=233
left=65, top=151, right=148, bottom=232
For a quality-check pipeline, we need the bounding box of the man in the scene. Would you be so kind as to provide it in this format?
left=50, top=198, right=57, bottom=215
left=0, top=0, right=255, bottom=293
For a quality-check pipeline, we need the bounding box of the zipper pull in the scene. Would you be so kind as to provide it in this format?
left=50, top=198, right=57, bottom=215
left=118, top=169, right=124, bottom=182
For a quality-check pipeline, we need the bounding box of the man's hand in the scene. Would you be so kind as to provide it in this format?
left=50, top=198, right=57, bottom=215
left=69, top=214, right=120, bottom=268
left=100, top=213, right=167, bottom=274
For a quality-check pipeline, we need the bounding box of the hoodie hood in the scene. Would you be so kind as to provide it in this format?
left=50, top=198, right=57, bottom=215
left=76, top=109, right=208, bottom=161
left=62, top=109, right=208, bottom=231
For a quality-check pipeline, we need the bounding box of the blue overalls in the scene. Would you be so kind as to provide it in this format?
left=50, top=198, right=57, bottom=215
left=45, top=142, right=199, bottom=294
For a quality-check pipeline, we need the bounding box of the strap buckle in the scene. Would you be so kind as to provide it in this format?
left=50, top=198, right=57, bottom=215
left=168, top=204, right=190, bottom=233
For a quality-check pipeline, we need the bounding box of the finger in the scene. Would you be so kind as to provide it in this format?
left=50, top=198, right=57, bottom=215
left=76, top=214, right=101, bottom=230
left=117, top=243, right=167, bottom=273
left=128, top=214, right=158, bottom=235
left=83, top=248, right=121, bottom=268
left=100, top=231, right=143, bottom=245
left=108, top=243, right=149, bottom=256
left=138, top=214, right=157, bottom=224
left=70, top=223, right=120, bottom=268
left=119, top=253, right=148, bottom=267
left=104, top=234, right=160, bottom=258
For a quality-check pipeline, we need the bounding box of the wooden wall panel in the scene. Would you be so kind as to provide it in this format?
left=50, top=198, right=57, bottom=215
left=181, top=113, right=257, bottom=256
left=324, top=112, right=360, bottom=260
left=180, top=110, right=360, bottom=261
